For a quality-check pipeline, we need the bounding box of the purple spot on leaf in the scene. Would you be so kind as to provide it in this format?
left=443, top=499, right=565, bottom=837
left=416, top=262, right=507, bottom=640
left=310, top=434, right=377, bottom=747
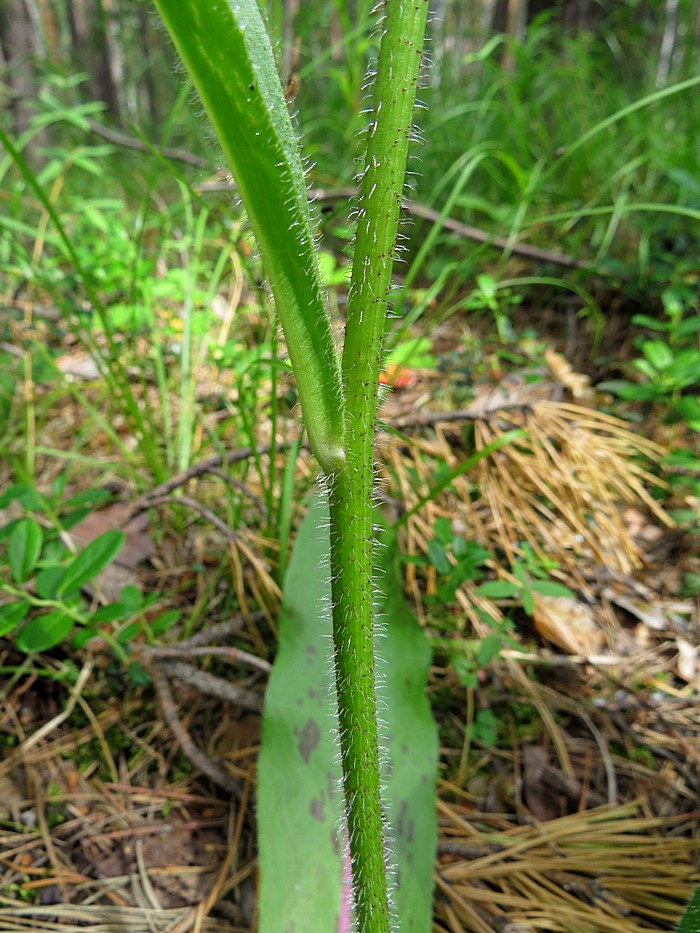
left=305, top=643, right=318, bottom=663
left=294, top=718, right=320, bottom=763
left=310, top=795, right=325, bottom=822
left=396, top=799, right=408, bottom=837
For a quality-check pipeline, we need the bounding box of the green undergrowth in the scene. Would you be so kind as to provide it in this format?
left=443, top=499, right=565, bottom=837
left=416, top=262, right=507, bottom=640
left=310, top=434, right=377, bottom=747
left=1, top=13, right=698, bottom=929
left=298, top=14, right=699, bottom=302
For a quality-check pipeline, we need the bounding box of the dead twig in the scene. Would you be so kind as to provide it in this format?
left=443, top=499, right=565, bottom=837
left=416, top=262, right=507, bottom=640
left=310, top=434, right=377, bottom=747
left=138, top=608, right=266, bottom=797
left=141, top=644, right=271, bottom=676
left=143, top=493, right=240, bottom=543
left=129, top=440, right=298, bottom=518
left=87, top=119, right=210, bottom=168
left=195, top=180, right=592, bottom=270
left=147, top=663, right=242, bottom=797
left=155, top=659, right=263, bottom=714
left=313, top=186, right=592, bottom=271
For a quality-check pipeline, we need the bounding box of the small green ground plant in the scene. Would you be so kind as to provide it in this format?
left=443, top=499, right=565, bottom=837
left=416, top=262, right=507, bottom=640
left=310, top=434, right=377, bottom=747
left=0, top=482, right=177, bottom=667
left=0, top=79, right=286, bottom=493
left=600, top=289, right=700, bottom=430
left=154, top=1, right=433, bottom=930
left=675, top=885, right=700, bottom=933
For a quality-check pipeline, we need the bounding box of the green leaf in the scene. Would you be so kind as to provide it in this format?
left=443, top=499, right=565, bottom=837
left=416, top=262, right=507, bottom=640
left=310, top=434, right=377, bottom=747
left=258, top=497, right=437, bottom=932
left=376, top=527, right=438, bottom=932
left=675, top=884, right=700, bottom=932
left=56, top=530, right=124, bottom=596
left=427, top=539, right=451, bottom=575
left=0, top=483, right=43, bottom=510
left=477, top=633, right=502, bottom=668
left=597, top=379, right=639, bottom=398
left=531, top=580, right=575, bottom=598
left=257, top=496, right=345, bottom=933
left=36, top=566, right=65, bottom=600
left=16, top=610, right=74, bottom=653
left=677, top=317, right=700, bottom=338
left=117, top=622, right=140, bottom=643
left=473, top=708, right=499, bottom=746
left=640, top=339, right=673, bottom=372
left=0, top=600, right=31, bottom=638
left=513, top=562, right=528, bottom=583
left=127, top=661, right=151, bottom=687
left=384, top=336, right=436, bottom=371
left=90, top=602, right=132, bottom=624
left=118, top=585, right=144, bottom=612
left=432, top=516, right=453, bottom=546
left=52, top=472, right=68, bottom=501
left=631, top=313, right=670, bottom=332
left=633, top=359, right=662, bottom=382
left=153, top=0, right=345, bottom=475
left=151, top=610, right=181, bottom=636
left=8, top=518, right=43, bottom=583
left=71, top=626, right=98, bottom=649
left=475, top=580, right=520, bottom=598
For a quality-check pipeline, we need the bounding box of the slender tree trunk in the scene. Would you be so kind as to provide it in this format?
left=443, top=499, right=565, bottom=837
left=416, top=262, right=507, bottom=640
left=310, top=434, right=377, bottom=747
left=656, top=0, right=679, bottom=88
left=138, top=3, right=158, bottom=126
left=102, top=0, right=127, bottom=120
left=67, top=0, right=121, bottom=123
left=0, top=0, right=43, bottom=137
left=36, top=0, right=58, bottom=65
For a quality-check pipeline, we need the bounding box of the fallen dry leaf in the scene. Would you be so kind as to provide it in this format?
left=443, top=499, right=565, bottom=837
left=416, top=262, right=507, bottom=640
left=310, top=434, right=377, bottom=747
left=54, top=350, right=101, bottom=381
left=544, top=347, right=595, bottom=402
left=531, top=594, right=602, bottom=656
left=69, top=503, right=154, bottom=567
left=676, top=638, right=699, bottom=683
left=522, top=745, right=561, bottom=821
left=67, top=502, right=154, bottom=601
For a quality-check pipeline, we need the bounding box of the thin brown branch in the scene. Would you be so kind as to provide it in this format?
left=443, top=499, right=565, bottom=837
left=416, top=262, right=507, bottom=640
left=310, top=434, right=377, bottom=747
left=156, top=660, right=263, bottom=714
left=142, top=644, right=271, bottom=676
left=173, top=612, right=256, bottom=650
left=147, top=663, right=242, bottom=797
left=207, top=467, right=268, bottom=518
left=311, top=187, right=591, bottom=270
left=401, top=194, right=592, bottom=270
left=130, top=440, right=298, bottom=516
left=87, top=119, right=211, bottom=168
left=197, top=180, right=591, bottom=269
left=144, top=493, right=239, bottom=542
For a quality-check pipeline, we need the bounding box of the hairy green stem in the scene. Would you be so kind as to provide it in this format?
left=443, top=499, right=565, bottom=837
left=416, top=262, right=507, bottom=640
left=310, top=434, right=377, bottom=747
left=329, top=2, right=429, bottom=930
left=153, top=0, right=428, bottom=927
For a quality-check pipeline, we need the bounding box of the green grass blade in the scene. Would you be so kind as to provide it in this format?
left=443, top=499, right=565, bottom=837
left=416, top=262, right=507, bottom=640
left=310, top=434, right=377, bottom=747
left=676, top=885, right=700, bottom=933
left=545, top=74, right=700, bottom=175
left=0, top=127, right=168, bottom=482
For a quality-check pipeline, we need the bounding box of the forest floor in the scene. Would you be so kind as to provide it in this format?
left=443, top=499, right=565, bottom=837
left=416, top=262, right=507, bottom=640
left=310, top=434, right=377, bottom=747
left=0, top=294, right=698, bottom=933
